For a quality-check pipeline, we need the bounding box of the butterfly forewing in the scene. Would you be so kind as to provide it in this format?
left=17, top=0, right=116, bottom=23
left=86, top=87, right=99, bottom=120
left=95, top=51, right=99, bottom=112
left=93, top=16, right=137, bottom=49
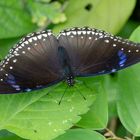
left=0, top=27, right=140, bottom=94
left=58, top=27, right=140, bottom=76
left=0, top=31, right=63, bottom=94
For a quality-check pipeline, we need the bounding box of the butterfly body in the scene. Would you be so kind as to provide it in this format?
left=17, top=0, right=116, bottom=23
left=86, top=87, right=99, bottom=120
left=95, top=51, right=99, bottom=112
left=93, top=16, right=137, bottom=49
left=58, top=46, right=74, bottom=86
left=0, top=27, right=140, bottom=94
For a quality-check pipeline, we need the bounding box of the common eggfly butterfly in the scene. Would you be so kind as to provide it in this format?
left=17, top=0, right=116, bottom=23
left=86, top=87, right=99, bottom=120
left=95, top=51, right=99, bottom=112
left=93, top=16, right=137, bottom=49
left=0, top=27, right=140, bottom=94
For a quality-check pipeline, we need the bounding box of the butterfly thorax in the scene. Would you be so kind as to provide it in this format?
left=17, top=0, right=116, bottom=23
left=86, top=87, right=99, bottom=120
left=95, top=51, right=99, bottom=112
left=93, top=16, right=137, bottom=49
left=58, top=46, right=75, bottom=86
left=66, top=75, right=74, bottom=86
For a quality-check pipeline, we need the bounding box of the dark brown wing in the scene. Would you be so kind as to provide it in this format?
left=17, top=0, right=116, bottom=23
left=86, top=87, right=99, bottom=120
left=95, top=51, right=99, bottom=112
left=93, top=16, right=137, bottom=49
left=0, top=30, right=63, bottom=94
left=57, top=27, right=140, bottom=77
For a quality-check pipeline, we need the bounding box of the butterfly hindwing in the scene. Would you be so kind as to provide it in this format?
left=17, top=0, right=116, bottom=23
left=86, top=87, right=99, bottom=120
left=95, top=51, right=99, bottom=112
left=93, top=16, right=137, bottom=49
left=0, top=31, right=63, bottom=94
left=58, top=27, right=140, bottom=76
left=0, top=27, right=140, bottom=94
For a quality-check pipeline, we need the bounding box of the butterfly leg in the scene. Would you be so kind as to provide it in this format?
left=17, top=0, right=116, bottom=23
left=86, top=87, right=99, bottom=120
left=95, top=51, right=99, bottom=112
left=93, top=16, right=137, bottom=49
left=44, top=83, right=62, bottom=99
left=73, top=85, right=86, bottom=100
left=58, top=86, right=69, bottom=105
left=75, top=79, right=93, bottom=91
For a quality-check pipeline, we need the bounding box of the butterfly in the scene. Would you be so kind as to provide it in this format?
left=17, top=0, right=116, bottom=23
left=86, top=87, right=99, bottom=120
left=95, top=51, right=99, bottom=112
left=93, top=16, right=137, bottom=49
left=0, top=27, right=140, bottom=94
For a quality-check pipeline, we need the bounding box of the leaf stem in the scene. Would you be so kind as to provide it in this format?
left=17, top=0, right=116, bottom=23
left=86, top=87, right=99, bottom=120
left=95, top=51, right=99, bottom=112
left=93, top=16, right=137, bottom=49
left=132, top=135, right=135, bottom=140
left=104, top=128, right=131, bottom=140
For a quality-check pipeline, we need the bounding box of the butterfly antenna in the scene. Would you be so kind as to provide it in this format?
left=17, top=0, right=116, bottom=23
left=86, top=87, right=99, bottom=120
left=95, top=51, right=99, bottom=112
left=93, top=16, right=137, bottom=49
left=58, top=86, right=69, bottom=105
left=74, top=85, right=86, bottom=100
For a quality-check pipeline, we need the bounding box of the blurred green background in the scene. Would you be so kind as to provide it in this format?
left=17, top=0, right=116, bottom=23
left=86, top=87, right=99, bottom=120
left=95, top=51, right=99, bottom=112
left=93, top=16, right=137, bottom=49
left=0, top=0, right=140, bottom=140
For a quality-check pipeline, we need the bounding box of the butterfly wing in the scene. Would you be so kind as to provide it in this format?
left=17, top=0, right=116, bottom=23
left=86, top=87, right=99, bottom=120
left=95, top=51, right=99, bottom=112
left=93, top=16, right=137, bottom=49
left=58, top=27, right=140, bottom=77
left=0, top=31, right=63, bottom=94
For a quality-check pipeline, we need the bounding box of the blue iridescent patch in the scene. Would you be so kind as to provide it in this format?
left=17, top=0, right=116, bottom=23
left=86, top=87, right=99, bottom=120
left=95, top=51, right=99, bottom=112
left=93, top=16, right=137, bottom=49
left=25, top=88, right=32, bottom=92
left=6, top=74, right=21, bottom=91
left=118, top=50, right=127, bottom=67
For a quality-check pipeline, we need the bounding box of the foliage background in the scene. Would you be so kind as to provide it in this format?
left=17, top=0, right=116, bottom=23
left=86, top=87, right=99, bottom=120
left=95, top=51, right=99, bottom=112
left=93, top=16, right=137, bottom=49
left=0, top=0, right=140, bottom=140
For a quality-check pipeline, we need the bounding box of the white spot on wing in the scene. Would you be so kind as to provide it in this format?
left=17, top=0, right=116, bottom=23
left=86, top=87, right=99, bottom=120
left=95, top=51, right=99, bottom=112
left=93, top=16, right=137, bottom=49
left=113, top=44, right=116, bottom=47
left=89, top=37, right=92, bottom=40
left=104, top=39, right=109, bottom=43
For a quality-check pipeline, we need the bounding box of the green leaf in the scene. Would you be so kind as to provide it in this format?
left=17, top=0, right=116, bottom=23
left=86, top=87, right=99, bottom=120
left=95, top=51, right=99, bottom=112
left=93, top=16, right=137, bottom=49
left=129, top=26, right=140, bottom=42
left=77, top=77, right=108, bottom=129
left=117, top=26, right=140, bottom=136
left=54, top=129, right=106, bottom=140
left=36, top=0, right=51, bottom=2
left=53, top=0, right=136, bottom=34
left=0, top=77, right=98, bottom=140
left=104, top=74, right=118, bottom=118
left=27, top=0, right=66, bottom=27
left=0, top=0, right=36, bottom=39
left=117, top=20, right=140, bottom=38
left=117, top=64, right=140, bottom=136
left=0, top=38, right=19, bottom=58
left=0, top=130, right=24, bottom=140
